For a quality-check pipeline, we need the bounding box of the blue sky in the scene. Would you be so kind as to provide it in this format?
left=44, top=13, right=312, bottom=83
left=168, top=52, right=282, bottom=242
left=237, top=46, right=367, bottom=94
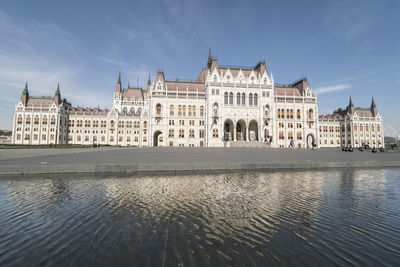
left=0, top=0, right=399, bottom=136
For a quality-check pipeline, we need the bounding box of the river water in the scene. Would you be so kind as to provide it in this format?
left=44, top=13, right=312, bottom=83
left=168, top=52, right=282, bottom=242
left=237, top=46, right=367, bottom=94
left=0, top=169, right=399, bottom=266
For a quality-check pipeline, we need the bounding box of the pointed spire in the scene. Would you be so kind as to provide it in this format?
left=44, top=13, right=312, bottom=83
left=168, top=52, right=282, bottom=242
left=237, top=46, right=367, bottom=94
left=348, top=96, right=354, bottom=107
left=22, top=81, right=28, bottom=95
left=55, top=82, right=60, bottom=96
left=128, top=81, right=130, bottom=88
left=371, top=96, right=376, bottom=108
left=347, top=96, right=355, bottom=115
left=54, top=82, right=61, bottom=104
left=116, top=72, right=122, bottom=93
left=371, top=96, right=377, bottom=116
left=21, top=82, right=29, bottom=105
left=207, top=47, right=212, bottom=66
left=147, top=73, right=151, bottom=85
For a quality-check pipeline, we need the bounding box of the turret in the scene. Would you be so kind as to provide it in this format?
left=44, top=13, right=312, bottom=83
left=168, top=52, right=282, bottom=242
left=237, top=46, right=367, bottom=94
left=207, top=47, right=212, bottom=66
left=54, top=83, right=61, bottom=105
left=206, top=48, right=218, bottom=71
left=21, top=82, right=29, bottom=106
left=116, top=72, right=122, bottom=93
left=347, top=96, right=355, bottom=114
left=371, top=97, right=377, bottom=116
left=147, top=73, right=151, bottom=91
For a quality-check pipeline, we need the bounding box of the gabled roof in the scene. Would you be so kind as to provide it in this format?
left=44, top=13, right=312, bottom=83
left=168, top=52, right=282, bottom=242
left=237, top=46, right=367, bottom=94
left=354, top=108, right=374, bottom=117
left=274, top=87, right=301, bottom=96
left=26, top=97, right=54, bottom=107
left=123, top=88, right=143, bottom=99
left=165, top=80, right=205, bottom=92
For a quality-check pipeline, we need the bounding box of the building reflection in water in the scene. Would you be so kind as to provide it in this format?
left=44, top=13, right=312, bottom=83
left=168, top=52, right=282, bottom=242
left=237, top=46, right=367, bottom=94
left=1, top=169, right=398, bottom=266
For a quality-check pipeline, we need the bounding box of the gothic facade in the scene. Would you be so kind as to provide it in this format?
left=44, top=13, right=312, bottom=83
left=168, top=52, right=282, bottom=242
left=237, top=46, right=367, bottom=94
left=11, top=52, right=384, bottom=149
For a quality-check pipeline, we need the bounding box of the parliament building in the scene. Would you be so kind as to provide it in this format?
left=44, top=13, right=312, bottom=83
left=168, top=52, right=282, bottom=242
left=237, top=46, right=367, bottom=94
left=11, top=51, right=384, bottom=148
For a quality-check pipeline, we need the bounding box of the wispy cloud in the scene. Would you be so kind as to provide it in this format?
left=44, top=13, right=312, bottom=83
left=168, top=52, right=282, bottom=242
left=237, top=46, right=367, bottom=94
left=384, top=124, right=399, bottom=138
left=0, top=10, right=113, bottom=129
left=315, top=84, right=351, bottom=95
left=99, top=57, right=150, bottom=89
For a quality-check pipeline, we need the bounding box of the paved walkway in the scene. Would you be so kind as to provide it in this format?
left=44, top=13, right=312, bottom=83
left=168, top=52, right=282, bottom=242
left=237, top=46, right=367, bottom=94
left=0, top=147, right=399, bottom=175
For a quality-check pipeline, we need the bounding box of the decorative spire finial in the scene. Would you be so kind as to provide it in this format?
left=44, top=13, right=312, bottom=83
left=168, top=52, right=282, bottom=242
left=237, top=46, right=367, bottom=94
left=147, top=72, right=151, bottom=85
left=55, top=82, right=60, bottom=95
left=118, top=71, right=121, bottom=84
left=207, top=47, right=212, bottom=65
left=22, top=81, right=29, bottom=95
left=349, top=96, right=354, bottom=107
left=371, top=96, right=376, bottom=108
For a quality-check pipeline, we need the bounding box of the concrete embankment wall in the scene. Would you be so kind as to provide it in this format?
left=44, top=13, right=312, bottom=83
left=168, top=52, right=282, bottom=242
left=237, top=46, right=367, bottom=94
left=1, top=161, right=400, bottom=175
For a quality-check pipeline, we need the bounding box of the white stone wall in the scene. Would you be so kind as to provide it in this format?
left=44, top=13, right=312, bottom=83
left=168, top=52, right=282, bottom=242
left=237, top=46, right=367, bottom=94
left=12, top=101, right=68, bottom=145
left=274, top=97, right=318, bottom=148
left=318, top=120, right=341, bottom=148
left=149, top=87, right=206, bottom=147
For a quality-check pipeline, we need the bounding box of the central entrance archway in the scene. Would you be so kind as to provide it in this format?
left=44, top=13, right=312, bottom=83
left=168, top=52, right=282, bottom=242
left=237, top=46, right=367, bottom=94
left=224, top=119, right=234, bottom=141
left=153, top=131, right=162, bottom=147
left=236, top=120, right=246, bottom=141
left=306, top=134, right=314, bottom=148
left=249, top=120, right=258, bottom=141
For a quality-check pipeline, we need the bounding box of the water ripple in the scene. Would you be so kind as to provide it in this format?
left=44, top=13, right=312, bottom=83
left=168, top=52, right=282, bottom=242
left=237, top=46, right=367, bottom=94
left=0, top=169, right=399, bottom=266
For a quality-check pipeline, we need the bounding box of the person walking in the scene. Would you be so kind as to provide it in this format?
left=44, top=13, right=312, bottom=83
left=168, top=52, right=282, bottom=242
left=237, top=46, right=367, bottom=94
left=312, top=139, right=317, bottom=150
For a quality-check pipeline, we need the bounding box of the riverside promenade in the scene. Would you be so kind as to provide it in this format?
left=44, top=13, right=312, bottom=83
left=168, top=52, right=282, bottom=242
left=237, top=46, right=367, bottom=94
left=0, top=147, right=399, bottom=175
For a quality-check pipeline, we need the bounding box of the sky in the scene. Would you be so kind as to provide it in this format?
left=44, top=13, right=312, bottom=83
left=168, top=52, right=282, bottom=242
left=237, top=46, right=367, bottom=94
left=0, top=0, right=399, bottom=136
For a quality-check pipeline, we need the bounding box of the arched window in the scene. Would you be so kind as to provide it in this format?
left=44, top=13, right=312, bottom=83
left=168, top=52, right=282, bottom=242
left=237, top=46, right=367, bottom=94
left=182, top=105, right=186, bottom=116
left=308, top=109, right=313, bottom=119
left=200, top=106, right=204, bottom=116
left=188, top=106, right=192, bottom=116
left=297, top=109, right=301, bottom=119
left=156, top=103, right=161, bottom=115
left=254, top=93, right=258, bottom=105
left=143, top=121, right=148, bottom=128
left=264, top=78, right=267, bottom=84
left=170, top=105, right=174, bottom=116
left=224, top=92, right=228, bottom=104
left=178, top=105, right=182, bottom=116
left=237, top=93, right=240, bottom=105
left=249, top=93, right=253, bottom=105
left=242, top=93, right=245, bottom=105
left=264, top=105, right=270, bottom=117
left=157, top=83, right=162, bottom=90
left=297, top=132, right=302, bottom=140
left=229, top=92, right=233, bottom=104
left=213, top=75, right=217, bottom=83
left=192, top=106, right=196, bottom=116
left=213, top=103, right=218, bottom=115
